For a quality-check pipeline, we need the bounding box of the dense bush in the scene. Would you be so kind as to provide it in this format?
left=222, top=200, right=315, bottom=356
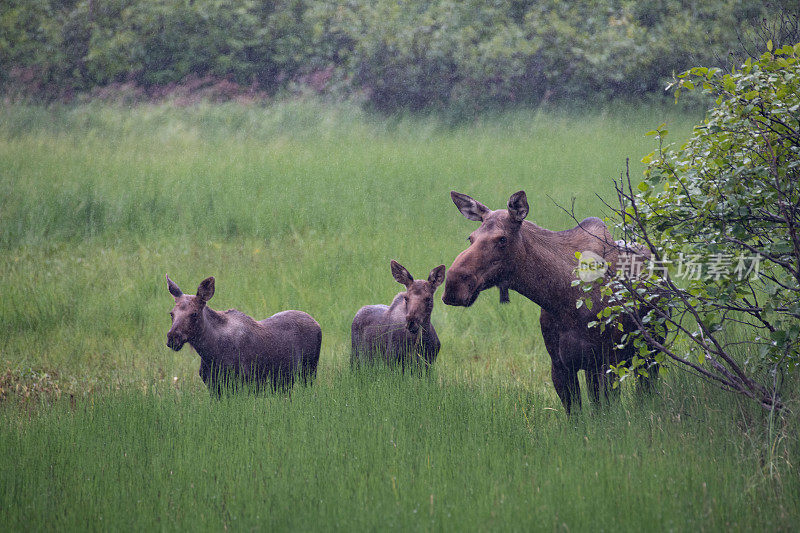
left=0, top=0, right=794, bottom=109
left=598, top=42, right=800, bottom=409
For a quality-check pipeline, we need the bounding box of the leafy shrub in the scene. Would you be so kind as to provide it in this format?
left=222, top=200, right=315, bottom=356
left=599, top=42, right=800, bottom=409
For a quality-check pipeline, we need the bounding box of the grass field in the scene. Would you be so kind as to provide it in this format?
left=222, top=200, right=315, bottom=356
left=1, top=101, right=797, bottom=530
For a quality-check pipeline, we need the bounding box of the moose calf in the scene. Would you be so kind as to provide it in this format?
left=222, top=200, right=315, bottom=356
left=351, top=261, right=445, bottom=371
left=166, top=275, right=321, bottom=394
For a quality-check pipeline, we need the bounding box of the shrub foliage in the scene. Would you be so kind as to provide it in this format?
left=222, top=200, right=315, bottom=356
left=0, top=0, right=792, bottom=108
left=598, top=42, right=800, bottom=409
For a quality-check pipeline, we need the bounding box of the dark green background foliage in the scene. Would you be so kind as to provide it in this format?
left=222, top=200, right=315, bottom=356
left=0, top=0, right=787, bottom=109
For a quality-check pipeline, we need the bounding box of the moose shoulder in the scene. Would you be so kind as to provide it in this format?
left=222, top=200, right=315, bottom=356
left=166, top=275, right=322, bottom=394
left=442, top=190, right=653, bottom=414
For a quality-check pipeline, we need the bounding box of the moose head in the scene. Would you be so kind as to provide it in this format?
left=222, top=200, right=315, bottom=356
left=391, top=260, right=445, bottom=337
left=442, top=190, right=529, bottom=307
left=166, top=275, right=215, bottom=351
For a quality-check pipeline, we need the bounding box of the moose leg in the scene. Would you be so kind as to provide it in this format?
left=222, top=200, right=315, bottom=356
left=585, top=363, right=619, bottom=406
left=199, top=361, right=216, bottom=396
left=551, top=361, right=580, bottom=415
left=498, top=283, right=510, bottom=304
left=300, top=350, right=318, bottom=386
left=350, top=327, right=363, bottom=368
left=556, top=330, right=601, bottom=414
left=585, top=366, right=602, bottom=406
left=270, top=364, right=295, bottom=393
left=585, top=344, right=613, bottom=406
left=200, top=361, right=226, bottom=398
left=300, top=360, right=317, bottom=386
left=199, top=360, right=211, bottom=385
left=540, top=310, right=581, bottom=413
left=614, top=339, right=659, bottom=398
left=635, top=353, right=660, bottom=396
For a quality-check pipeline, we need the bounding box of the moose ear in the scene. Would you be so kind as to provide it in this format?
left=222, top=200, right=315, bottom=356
left=391, top=260, right=413, bottom=287
left=196, top=276, right=215, bottom=303
left=427, top=265, right=446, bottom=291
left=451, top=191, right=490, bottom=222
left=166, top=275, right=183, bottom=298
left=507, top=190, right=529, bottom=223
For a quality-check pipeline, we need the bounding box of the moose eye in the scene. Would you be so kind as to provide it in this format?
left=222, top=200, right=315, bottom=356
left=190, top=312, right=199, bottom=319
left=498, top=236, right=507, bottom=245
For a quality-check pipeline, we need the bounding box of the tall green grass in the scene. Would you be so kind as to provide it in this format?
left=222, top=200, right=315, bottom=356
left=1, top=102, right=796, bottom=530
left=2, top=368, right=797, bottom=531
left=0, top=101, right=695, bottom=247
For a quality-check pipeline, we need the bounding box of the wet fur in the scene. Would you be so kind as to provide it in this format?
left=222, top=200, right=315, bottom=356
left=166, top=276, right=322, bottom=394
left=444, top=191, right=654, bottom=414
left=351, top=262, right=444, bottom=371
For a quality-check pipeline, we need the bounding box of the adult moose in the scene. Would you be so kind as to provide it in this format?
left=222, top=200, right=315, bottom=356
left=351, top=260, right=445, bottom=371
left=166, top=275, right=322, bottom=394
left=443, top=190, right=650, bottom=414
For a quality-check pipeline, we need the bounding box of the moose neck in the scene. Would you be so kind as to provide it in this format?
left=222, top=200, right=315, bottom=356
left=508, top=221, right=581, bottom=318
left=188, top=306, right=227, bottom=362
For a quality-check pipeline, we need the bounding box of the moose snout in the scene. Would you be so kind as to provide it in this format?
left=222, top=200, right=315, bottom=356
left=166, top=331, right=186, bottom=351
left=442, top=271, right=478, bottom=307
left=406, top=319, right=420, bottom=335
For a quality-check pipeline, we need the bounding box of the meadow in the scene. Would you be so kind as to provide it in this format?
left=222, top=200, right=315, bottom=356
left=1, top=101, right=797, bottom=530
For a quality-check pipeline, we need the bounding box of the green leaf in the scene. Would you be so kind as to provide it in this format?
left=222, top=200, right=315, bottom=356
left=723, top=77, right=735, bottom=92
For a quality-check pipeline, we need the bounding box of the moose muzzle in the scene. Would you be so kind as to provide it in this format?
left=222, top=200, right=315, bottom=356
left=166, top=331, right=187, bottom=351
left=442, top=270, right=479, bottom=307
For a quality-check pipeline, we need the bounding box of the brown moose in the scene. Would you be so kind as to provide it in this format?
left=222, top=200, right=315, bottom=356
left=351, top=261, right=445, bottom=370
left=166, top=275, right=322, bottom=394
left=442, top=190, right=653, bottom=414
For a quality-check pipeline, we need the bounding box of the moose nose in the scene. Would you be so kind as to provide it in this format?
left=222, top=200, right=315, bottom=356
left=407, top=320, right=420, bottom=335
left=166, top=334, right=185, bottom=351
left=442, top=271, right=477, bottom=306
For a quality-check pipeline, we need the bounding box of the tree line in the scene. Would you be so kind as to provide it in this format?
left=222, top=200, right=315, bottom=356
left=1, top=0, right=795, bottom=109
